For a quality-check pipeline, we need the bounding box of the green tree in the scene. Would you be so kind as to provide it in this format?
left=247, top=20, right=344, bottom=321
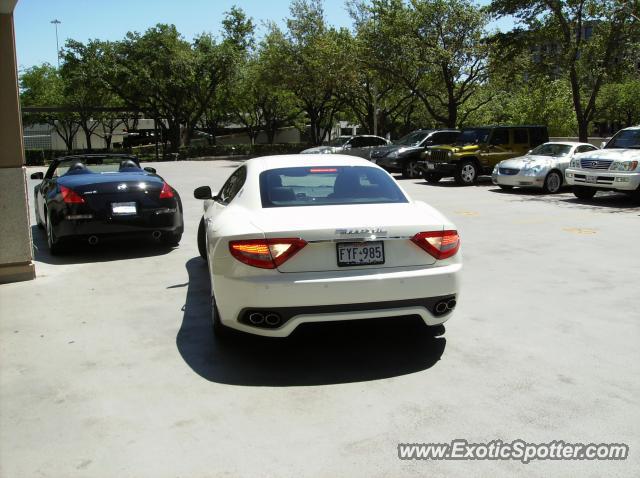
left=268, top=0, right=354, bottom=145
left=19, top=63, right=80, bottom=151
left=490, top=0, right=636, bottom=141
left=355, top=0, right=490, bottom=129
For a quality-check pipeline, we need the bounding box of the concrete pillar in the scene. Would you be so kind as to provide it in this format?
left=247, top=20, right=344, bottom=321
left=0, top=1, right=35, bottom=283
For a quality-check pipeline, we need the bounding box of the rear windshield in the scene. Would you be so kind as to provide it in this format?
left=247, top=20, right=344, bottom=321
left=259, top=166, right=408, bottom=208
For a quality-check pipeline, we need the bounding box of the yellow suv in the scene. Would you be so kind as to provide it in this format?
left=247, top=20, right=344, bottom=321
left=419, top=126, right=549, bottom=185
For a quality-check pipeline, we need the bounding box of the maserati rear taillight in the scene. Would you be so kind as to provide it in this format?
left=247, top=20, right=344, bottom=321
left=60, top=185, right=85, bottom=204
left=229, top=238, right=308, bottom=269
left=160, top=182, right=175, bottom=199
left=411, top=230, right=460, bottom=260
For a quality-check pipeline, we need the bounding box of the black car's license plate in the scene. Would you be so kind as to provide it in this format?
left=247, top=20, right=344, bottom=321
left=336, top=241, right=385, bottom=267
left=111, top=202, right=137, bottom=215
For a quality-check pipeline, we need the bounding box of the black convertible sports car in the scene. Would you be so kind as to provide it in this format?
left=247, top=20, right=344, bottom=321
left=31, top=154, right=184, bottom=254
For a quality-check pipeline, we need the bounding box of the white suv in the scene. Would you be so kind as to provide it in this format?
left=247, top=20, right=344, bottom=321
left=565, top=126, right=640, bottom=201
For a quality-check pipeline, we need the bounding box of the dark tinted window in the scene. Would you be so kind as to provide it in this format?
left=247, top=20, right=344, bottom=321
left=260, top=166, right=408, bottom=208
left=350, top=137, right=366, bottom=148
left=576, top=145, right=597, bottom=153
left=457, top=128, right=490, bottom=145
left=530, top=127, right=548, bottom=146
left=219, top=166, right=247, bottom=204
left=370, top=137, right=387, bottom=146
left=490, top=129, right=509, bottom=145
left=513, top=129, right=528, bottom=144
left=606, top=129, right=640, bottom=149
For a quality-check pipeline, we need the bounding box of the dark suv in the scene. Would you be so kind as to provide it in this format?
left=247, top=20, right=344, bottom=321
left=419, top=125, right=549, bottom=185
left=370, top=129, right=460, bottom=178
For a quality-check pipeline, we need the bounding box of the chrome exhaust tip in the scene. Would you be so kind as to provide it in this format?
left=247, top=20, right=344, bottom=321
left=248, top=312, right=265, bottom=325
left=152, top=230, right=162, bottom=240
left=264, top=313, right=281, bottom=327
left=434, top=301, right=448, bottom=315
left=446, top=299, right=457, bottom=310
left=88, top=235, right=99, bottom=245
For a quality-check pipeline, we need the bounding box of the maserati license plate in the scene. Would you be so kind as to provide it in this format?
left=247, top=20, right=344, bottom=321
left=111, top=202, right=137, bottom=215
left=337, top=241, right=384, bottom=267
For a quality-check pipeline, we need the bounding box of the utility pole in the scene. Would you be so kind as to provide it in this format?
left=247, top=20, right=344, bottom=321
left=50, top=19, right=61, bottom=68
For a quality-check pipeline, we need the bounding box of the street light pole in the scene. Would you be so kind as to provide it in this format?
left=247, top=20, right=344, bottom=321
left=50, top=19, right=61, bottom=68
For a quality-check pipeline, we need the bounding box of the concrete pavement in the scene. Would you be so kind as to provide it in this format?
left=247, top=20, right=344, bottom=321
left=1, top=160, right=638, bottom=477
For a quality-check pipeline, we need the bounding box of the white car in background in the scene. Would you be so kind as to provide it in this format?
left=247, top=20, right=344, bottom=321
left=194, top=155, right=461, bottom=338
left=565, top=125, right=640, bottom=201
left=301, top=135, right=390, bottom=159
left=492, top=142, right=598, bottom=193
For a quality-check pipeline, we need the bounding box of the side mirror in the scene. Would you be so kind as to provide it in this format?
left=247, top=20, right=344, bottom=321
left=343, top=144, right=352, bottom=150
left=144, top=167, right=157, bottom=174
left=30, top=172, right=44, bottom=180
left=527, top=150, right=532, bottom=155
left=194, top=185, right=213, bottom=200
left=600, top=141, right=607, bottom=149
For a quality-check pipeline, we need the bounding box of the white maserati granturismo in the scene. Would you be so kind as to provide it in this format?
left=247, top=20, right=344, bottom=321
left=194, top=155, right=461, bottom=337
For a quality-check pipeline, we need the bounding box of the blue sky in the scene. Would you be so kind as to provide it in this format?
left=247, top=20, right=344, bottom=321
left=14, top=0, right=512, bottom=70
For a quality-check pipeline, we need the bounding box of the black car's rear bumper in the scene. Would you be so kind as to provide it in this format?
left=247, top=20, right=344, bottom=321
left=53, top=208, right=183, bottom=240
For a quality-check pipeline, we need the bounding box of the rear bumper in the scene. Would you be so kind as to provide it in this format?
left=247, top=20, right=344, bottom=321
left=565, top=169, right=640, bottom=191
left=214, top=262, right=461, bottom=337
left=54, top=211, right=183, bottom=239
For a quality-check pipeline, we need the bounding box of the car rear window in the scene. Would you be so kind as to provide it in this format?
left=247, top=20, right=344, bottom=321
left=259, top=166, right=408, bottom=208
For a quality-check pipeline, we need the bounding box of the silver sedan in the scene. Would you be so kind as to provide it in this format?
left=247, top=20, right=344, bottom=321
left=492, top=142, right=599, bottom=193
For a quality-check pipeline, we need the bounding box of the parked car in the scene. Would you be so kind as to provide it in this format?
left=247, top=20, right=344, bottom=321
left=194, top=155, right=461, bottom=338
left=370, top=129, right=460, bottom=179
left=491, top=142, right=599, bottom=193
left=31, top=154, right=183, bottom=254
left=419, top=125, right=549, bottom=185
left=301, top=135, right=390, bottom=159
left=565, top=125, right=640, bottom=201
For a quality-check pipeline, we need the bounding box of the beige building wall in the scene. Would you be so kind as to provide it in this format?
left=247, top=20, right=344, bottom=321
left=0, top=1, right=35, bottom=283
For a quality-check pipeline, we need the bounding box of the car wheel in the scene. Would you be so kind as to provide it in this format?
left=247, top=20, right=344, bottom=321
left=543, top=170, right=562, bottom=194
left=423, top=172, right=442, bottom=184
left=455, top=161, right=478, bottom=185
left=197, top=216, right=207, bottom=260
left=401, top=160, right=420, bottom=179
left=161, top=232, right=182, bottom=247
left=45, top=209, right=64, bottom=255
left=498, top=185, right=513, bottom=190
left=573, top=186, right=596, bottom=200
left=211, top=295, right=230, bottom=339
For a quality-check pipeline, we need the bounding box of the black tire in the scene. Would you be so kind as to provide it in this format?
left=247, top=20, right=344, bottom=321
left=573, top=186, right=596, bottom=200
left=45, top=209, right=64, bottom=255
left=423, top=172, right=442, bottom=184
left=498, top=185, right=513, bottom=191
left=161, top=232, right=182, bottom=247
left=197, top=216, right=207, bottom=260
left=401, top=159, right=421, bottom=179
left=455, top=160, right=478, bottom=185
left=543, top=170, right=563, bottom=194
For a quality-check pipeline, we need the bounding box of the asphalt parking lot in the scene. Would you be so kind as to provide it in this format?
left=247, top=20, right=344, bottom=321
left=1, top=159, right=639, bottom=477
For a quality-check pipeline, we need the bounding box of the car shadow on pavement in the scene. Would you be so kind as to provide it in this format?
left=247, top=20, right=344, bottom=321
left=414, top=177, right=495, bottom=187
left=488, top=188, right=639, bottom=213
left=30, top=225, right=174, bottom=265
left=176, top=257, right=446, bottom=387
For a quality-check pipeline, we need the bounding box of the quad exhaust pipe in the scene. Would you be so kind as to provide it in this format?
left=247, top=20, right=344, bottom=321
left=88, top=235, right=99, bottom=245
left=434, top=298, right=457, bottom=316
left=248, top=312, right=282, bottom=327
